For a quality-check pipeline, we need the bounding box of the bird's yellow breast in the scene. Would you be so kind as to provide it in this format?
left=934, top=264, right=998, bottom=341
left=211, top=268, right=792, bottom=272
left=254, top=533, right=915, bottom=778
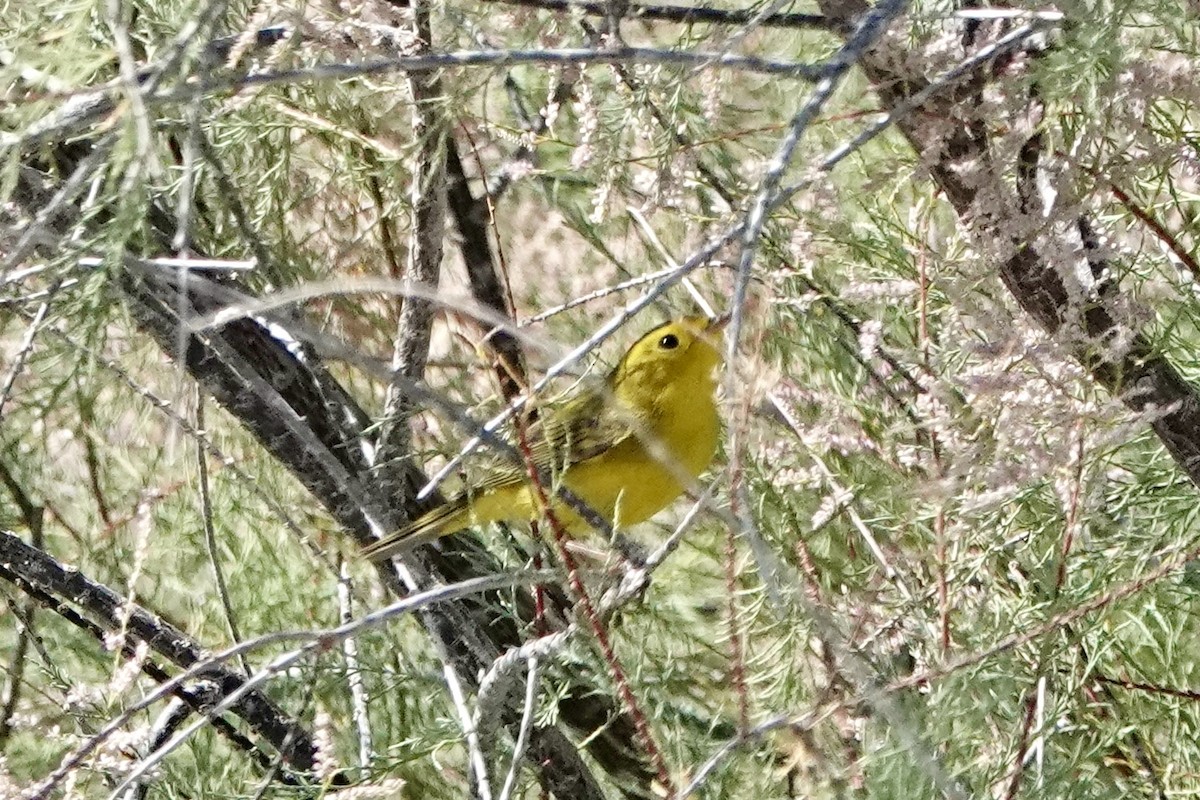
left=460, top=379, right=719, bottom=537
left=555, top=378, right=720, bottom=531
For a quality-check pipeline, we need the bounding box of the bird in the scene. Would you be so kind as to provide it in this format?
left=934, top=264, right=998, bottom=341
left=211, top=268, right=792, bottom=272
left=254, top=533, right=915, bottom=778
left=362, top=315, right=727, bottom=561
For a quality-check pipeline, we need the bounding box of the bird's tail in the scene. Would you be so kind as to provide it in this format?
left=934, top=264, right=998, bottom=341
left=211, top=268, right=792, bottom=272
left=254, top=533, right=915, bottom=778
left=362, top=498, right=472, bottom=562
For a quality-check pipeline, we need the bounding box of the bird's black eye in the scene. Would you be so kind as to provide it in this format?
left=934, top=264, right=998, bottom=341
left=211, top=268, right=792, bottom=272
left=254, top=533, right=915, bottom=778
left=658, top=334, right=680, bottom=350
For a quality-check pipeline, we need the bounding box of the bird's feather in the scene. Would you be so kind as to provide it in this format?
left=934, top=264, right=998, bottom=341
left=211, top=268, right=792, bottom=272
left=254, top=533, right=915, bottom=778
left=472, top=376, right=641, bottom=488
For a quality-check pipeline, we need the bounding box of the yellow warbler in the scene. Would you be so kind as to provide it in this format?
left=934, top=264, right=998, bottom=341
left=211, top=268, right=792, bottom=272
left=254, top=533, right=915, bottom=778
left=363, top=315, right=727, bottom=561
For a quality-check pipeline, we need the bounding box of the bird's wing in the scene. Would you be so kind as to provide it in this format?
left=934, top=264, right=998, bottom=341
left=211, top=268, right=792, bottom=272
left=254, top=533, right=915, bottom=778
left=471, top=386, right=634, bottom=492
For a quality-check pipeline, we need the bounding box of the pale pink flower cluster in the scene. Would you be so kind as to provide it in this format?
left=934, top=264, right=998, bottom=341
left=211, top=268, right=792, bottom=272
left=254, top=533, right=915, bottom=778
left=660, top=153, right=697, bottom=211
left=61, top=645, right=151, bottom=724
left=770, top=382, right=883, bottom=464
left=502, top=158, right=536, bottom=184
left=569, top=78, right=598, bottom=171
left=785, top=225, right=816, bottom=264
left=701, top=68, right=725, bottom=126
left=811, top=486, right=854, bottom=531
left=312, top=708, right=340, bottom=781
left=0, top=758, right=16, bottom=800
left=109, top=641, right=151, bottom=697
left=947, top=330, right=1120, bottom=500
left=1118, top=54, right=1200, bottom=121
left=50, top=724, right=158, bottom=792
left=857, top=319, right=884, bottom=362
left=756, top=434, right=821, bottom=493
left=540, top=69, right=564, bottom=132
left=63, top=683, right=103, bottom=712
left=589, top=170, right=613, bottom=224
left=839, top=279, right=920, bottom=303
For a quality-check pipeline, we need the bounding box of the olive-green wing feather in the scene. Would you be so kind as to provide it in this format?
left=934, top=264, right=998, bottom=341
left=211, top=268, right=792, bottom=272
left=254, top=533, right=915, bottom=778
left=473, top=385, right=634, bottom=491
left=364, top=385, right=635, bottom=561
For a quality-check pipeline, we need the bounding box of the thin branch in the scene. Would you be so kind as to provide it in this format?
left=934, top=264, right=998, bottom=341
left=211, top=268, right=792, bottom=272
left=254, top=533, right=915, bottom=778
left=337, top=562, right=373, bottom=770
left=0, top=530, right=325, bottom=781
left=512, top=424, right=675, bottom=795
left=101, top=572, right=546, bottom=797
left=21, top=567, right=546, bottom=800
left=446, top=138, right=528, bottom=400
left=479, top=0, right=830, bottom=30
left=124, top=46, right=823, bottom=112
left=126, top=698, right=193, bottom=800
left=0, top=283, right=58, bottom=422
left=1106, top=178, right=1200, bottom=281
left=377, top=0, right=448, bottom=476
left=729, top=0, right=909, bottom=334
left=195, top=393, right=249, bottom=674
left=0, top=595, right=34, bottom=751
left=497, top=655, right=540, bottom=800
left=486, top=74, right=577, bottom=200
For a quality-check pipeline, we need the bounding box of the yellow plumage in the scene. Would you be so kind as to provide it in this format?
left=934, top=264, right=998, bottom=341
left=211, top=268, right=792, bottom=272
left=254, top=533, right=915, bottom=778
left=363, top=315, right=726, bottom=561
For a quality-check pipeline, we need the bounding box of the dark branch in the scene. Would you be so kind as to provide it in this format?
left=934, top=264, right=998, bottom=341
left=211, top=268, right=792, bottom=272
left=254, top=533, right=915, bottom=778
left=0, top=530, right=319, bottom=782
left=819, top=2, right=1200, bottom=489
left=446, top=139, right=529, bottom=400
left=481, top=0, right=831, bottom=30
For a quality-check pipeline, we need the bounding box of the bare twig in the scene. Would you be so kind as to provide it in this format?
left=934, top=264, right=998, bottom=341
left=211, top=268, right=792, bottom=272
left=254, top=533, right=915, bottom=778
left=443, top=660, right=494, bottom=800
left=478, top=0, right=830, bottom=30
left=153, top=46, right=824, bottom=106
left=0, top=530, right=325, bottom=784
left=11, top=555, right=547, bottom=800
left=497, top=655, right=541, bottom=800
left=729, top=0, right=909, bottom=338
left=195, top=393, right=249, bottom=673
left=376, top=0, right=447, bottom=473
left=0, top=284, right=58, bottom=422
left=0, top=594, right=35, bottom=750
left=102, top=570, right=551, bottom=800
left=446, top=137, right=528, bottom=399
left=337, top=562, right=373, bottom=770
left=512, top=423, right=675, bottom=794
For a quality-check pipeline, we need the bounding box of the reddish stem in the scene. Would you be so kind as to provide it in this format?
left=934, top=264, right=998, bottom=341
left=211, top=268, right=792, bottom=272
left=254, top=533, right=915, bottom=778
left=1108, top=182, right=1200, bottom=281
left=1003, top=691, right=1039, bottom=800
left=513, top=421, right=676, bottom=795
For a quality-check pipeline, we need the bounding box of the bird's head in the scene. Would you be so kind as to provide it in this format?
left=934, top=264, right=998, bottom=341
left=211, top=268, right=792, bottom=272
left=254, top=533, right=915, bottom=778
left=609, top=315, right=728, bottom=403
